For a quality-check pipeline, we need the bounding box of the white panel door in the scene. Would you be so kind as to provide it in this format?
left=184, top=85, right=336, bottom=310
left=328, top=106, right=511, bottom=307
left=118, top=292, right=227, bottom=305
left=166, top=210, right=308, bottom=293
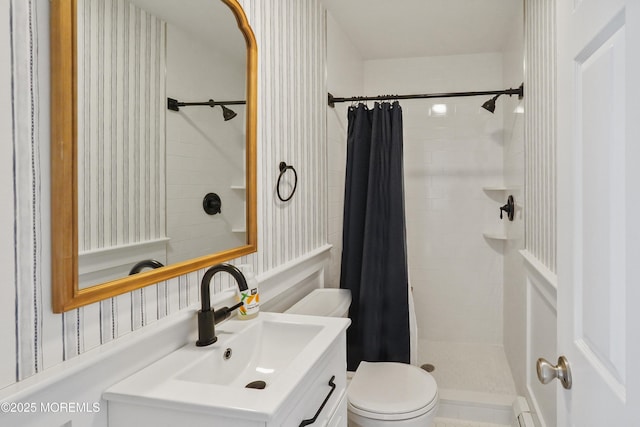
left=556, top=0, right=640, bottom=425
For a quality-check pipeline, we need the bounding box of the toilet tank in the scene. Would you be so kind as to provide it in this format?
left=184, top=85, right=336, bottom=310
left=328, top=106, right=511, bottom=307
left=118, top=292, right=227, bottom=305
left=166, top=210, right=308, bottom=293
left=285, top=288, right=351, bottom=318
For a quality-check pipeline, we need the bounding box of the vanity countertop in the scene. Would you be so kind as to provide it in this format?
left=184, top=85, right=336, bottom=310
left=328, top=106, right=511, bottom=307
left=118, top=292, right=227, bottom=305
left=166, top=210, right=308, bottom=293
left=103, top=312, right=350, bottom=422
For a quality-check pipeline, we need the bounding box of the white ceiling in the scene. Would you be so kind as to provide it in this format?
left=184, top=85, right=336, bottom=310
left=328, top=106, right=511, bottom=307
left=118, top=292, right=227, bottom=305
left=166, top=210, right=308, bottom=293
left=323, top=0, right=523, bottom=60
left=130, top=0, right=246, bottom=64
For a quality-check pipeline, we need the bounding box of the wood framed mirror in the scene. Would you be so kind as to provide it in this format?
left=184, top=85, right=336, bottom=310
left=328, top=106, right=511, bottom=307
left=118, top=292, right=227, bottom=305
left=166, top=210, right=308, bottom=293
left=50, top=0, right=257, bottom=312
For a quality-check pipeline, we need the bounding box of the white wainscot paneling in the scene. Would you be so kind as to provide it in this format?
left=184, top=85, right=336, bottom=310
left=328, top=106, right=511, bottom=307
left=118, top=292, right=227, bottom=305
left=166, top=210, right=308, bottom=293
left=0, top=246, right=331, bottom=426
left=522, top=250, right=557, bottom=427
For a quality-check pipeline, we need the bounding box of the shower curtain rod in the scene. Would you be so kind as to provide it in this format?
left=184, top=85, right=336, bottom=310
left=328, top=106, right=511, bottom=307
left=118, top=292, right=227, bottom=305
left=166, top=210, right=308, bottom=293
left=327, top=83, right=523, bottom=108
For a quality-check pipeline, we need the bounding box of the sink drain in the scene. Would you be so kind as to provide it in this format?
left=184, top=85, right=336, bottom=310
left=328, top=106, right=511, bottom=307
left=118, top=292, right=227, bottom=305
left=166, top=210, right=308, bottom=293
left=245, top=380, right=267, bottom=389
left=421, top=363, right=435, bottom=373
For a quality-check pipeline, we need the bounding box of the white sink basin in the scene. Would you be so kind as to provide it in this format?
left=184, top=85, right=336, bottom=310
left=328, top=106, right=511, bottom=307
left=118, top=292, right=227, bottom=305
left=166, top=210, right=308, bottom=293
left=103, top=312, right=350, bottom=421
left=177, top=319, right=323, bottom=387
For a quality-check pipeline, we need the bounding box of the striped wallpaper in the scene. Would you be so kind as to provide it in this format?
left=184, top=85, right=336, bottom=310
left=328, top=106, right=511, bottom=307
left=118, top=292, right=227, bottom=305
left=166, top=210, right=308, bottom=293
left=241, top=0, right=327, bottom=273
left=4, top=0, right=327, bottom=386
left=77, top=0, right=167, bottom=255
left=524, top=0, right=557, bottom=273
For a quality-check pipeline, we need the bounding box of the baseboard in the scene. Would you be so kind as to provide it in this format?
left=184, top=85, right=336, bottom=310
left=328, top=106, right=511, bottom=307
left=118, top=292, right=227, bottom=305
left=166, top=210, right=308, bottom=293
left=437, top=389, right=516, bottom=425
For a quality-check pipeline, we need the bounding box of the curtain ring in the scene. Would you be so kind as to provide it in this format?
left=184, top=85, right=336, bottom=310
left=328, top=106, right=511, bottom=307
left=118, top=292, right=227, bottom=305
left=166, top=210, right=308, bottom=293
left=277, top=162, right=298, bottom=202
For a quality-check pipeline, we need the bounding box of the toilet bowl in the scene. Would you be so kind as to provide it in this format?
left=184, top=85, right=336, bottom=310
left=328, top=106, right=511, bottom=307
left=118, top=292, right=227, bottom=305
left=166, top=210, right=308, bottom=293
left=348, top=361, right=438, bottom=426
left=286, top=289, right=439, bottom=426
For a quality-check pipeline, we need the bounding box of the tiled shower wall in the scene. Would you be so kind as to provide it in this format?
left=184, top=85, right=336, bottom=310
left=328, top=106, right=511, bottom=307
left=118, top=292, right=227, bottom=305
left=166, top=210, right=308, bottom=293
left=2, top=0, right=327, bottom=387
left=326, top=49, right=508, bottom=345
left=366, top=54, right=506, bottom=345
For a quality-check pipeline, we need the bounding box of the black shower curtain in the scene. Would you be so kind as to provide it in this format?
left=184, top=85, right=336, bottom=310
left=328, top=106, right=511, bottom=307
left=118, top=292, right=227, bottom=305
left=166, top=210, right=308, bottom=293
left=339, top=101, right=410, bottom=371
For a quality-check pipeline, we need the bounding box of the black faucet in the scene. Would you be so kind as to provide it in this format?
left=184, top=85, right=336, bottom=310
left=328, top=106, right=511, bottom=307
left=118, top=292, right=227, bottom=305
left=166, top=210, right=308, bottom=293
left=197, top=263, right=249, bottom=347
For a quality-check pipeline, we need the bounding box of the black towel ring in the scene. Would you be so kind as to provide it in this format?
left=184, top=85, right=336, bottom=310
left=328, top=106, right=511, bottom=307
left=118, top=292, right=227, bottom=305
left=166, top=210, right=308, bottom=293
left=277, top=162, right=298, bottom=202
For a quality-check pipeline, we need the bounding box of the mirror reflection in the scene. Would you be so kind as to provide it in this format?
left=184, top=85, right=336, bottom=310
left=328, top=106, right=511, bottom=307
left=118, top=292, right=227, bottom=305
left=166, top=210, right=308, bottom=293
left=76, top=0, right=249, bottom=289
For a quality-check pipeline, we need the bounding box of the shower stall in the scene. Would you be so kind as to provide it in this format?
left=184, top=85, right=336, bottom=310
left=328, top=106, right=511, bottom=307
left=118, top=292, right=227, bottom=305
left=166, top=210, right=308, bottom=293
left=325, top=2, right=526, bottom=425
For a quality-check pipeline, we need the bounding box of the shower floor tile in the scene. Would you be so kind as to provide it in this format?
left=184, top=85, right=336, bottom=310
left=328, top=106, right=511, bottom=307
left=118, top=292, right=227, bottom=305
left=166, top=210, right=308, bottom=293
left=432, top=418, right=509, bottom=427
left=418, top=339, right=517, bottom=396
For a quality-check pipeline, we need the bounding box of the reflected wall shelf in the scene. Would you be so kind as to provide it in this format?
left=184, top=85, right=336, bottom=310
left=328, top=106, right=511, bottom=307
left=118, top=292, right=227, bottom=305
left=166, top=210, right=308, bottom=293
left=230, top=185, right=246, bottom=232
left=482, top=185, right=509, bottom=192
left=482, top=185, right=521, bottom=192
left=482, top=231, right=509, bottom=240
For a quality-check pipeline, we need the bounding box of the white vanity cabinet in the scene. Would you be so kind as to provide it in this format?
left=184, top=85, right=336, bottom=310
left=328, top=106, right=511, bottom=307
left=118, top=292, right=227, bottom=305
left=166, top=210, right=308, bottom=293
left=271, top=334, right=347, bottom=427
left=104, top=313, right=349, bottom=427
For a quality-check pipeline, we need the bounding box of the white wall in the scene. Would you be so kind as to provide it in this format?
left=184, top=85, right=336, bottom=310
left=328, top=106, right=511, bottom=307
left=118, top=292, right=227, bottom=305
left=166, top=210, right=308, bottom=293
left=325, top=12, right=363, bottom=288
left=1, top=0, right=327, bottom=389
left=165, top=22, right=246, bottom=264
left=363, top=53, right=505, bottom=345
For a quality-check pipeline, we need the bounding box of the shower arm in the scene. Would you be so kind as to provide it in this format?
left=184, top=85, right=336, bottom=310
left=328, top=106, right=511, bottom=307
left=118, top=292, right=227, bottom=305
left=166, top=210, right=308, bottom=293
left=328, top=84, right=523, bottom=108
left=167, top=97, right=246, bottom=111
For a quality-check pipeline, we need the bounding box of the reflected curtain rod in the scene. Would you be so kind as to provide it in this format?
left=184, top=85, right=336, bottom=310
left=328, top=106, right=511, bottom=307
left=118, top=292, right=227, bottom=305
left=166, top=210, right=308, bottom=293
left=167, top=97, right=246, bottom=112
left=327, top=83, right=523, bottom=108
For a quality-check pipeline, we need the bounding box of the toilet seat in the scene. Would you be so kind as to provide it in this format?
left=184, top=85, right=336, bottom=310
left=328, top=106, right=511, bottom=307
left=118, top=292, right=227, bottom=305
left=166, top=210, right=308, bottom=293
left=348, top=362, right=438, bottom=421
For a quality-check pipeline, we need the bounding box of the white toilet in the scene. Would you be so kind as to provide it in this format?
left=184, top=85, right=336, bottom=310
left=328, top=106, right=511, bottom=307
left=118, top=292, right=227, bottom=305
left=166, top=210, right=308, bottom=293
left=286, top=289, right=439, bottom=426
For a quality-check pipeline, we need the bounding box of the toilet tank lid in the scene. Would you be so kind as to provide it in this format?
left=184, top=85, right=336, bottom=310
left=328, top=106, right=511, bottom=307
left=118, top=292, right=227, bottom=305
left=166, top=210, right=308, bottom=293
left=285, top=289, right=351, bottom=317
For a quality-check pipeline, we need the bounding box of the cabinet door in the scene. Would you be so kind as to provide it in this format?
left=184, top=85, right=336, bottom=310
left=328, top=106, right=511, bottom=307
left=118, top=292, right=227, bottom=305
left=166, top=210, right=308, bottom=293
left=274, top=336, right=347, bottom=427
left=326, top=392, right=348, bottom=427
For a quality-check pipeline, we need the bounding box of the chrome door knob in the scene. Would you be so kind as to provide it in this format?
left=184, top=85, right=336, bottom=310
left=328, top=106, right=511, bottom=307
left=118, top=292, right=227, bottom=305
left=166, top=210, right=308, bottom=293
left=536, top=356, right=572, bottom=389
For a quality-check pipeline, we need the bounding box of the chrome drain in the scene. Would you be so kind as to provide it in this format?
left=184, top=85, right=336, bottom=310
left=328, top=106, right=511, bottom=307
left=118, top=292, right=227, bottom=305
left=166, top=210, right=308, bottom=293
left=245, top=380, right=267, bottom=389
left=223, top=348, right=232, bottom=360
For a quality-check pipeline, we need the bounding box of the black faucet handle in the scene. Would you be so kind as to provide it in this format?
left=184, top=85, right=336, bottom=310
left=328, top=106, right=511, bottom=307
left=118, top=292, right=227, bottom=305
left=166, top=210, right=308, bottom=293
left=213, top=301, right=244, bottom=324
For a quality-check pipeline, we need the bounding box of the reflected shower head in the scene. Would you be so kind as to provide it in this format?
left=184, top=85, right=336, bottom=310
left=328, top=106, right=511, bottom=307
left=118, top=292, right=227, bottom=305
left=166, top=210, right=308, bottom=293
left=207, top=99, right=237, bottom=121
left=481, top=94, right=501, bottom=113
left=221, top=105, right=237, bottom=121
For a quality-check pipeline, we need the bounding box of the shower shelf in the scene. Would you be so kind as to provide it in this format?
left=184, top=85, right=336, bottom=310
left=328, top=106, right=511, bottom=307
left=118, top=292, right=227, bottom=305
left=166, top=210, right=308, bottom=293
left=232, top=228, right=247, bottom=233
left=482, top=231, right=509, bottom=240
left=230, top=185, right=246, bottom=190
left=482, top=186, right=519, bottom=192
